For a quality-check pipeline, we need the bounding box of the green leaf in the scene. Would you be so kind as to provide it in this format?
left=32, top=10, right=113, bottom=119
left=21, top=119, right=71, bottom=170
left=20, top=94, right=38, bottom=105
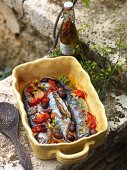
left=82, top=0, right=91, bottom=7
left=4, top=66, right=12, bottom=75
left=0, top=71, right=4, bottom=76
left=0, top=66, right=12, bottom=80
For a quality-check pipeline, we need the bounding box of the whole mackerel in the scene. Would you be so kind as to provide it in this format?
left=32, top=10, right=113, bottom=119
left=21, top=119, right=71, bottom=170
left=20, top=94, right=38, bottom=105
left=66, top=90, right=89, bottom=138
left=48, top=91, right=71, bottom=140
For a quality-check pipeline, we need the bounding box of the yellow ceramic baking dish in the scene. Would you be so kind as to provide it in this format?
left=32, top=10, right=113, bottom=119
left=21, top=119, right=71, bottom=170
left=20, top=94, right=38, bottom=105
left=12, top=56, right=107, bottom=164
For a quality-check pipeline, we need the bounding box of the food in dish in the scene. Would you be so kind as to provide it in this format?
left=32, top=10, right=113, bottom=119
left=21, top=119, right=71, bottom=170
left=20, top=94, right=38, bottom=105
left=22, top=76, right=97, bottom=144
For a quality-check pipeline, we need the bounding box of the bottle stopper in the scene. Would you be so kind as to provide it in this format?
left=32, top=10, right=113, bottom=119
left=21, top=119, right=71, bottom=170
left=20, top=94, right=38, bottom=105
left=64, top=1, right=73, bottom=11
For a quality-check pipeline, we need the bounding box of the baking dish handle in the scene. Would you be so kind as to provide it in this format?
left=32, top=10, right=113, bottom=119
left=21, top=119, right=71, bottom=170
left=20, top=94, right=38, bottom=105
left=56, top=141, right=95, bottom=164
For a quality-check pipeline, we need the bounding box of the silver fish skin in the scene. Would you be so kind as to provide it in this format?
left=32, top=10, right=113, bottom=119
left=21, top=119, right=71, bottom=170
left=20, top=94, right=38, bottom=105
left=54, top=116, right=71, bottom=139
left=40, top=82, right=50, bottom=90
left=66, top=90, right=89, bottom=138
left=48, top=91, right=71, bottom=139
left=22, top=88, right=35, bottom=115
left=48, top=92, right=63, bottom=118
left=53, top=91, right=71, bottom=118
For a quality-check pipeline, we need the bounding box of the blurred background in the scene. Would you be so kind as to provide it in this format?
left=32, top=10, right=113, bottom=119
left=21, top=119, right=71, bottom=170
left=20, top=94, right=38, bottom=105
left=0, top=8, right=52, bottom=80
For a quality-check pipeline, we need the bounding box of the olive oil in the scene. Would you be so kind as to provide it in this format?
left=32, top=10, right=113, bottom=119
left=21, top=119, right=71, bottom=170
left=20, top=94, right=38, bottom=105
left=60, top=1, right=78, bottom=55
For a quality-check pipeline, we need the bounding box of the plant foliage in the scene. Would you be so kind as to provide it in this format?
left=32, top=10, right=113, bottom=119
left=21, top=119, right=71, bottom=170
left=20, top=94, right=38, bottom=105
left=82, top=0, right=91, bottom=7
left=0, top=66, right=12, bottom=81
left=50, top=36, right=126, bottom=101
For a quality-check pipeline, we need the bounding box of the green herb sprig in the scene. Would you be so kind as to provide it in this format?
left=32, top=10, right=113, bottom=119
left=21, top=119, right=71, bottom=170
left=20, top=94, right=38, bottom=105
left=59, top=75, right=70, bottom=85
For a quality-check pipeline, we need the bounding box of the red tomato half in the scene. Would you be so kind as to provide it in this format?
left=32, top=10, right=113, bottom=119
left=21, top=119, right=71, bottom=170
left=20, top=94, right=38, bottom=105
left=29, top=98, right=40, bottom=107
left=26, top=86, right=34, bottom=95
left=48, top=79, right=58, bottom=90
left=32, top=112, right=50, bottom=124
left=32, top=124, right=47, bottom=133
left=42, top=97, right=50, bottom=103
left=73, top=89, right=87, bottom=99
left=87, top=112, right=97, bottom=129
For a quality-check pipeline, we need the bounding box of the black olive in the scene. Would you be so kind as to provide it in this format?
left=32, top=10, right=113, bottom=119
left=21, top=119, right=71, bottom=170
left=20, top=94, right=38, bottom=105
left=58, top=88, right=66, bottom=98
left=53, top=131, right=64, bottom=139
left=89, top=129, right=97, bottom=135
left=55, top=80, right=65, bottom=88
left=40, top=124, right=47, bottom=133
left=34, top=134, right=38, bottom=140
left=40, top=77, right=49, bottom=83
left=66, top=134, right=75, bottom=142
left=68, top=123, right=76, bottom=133
left=41, top=102, right=49, bottom=109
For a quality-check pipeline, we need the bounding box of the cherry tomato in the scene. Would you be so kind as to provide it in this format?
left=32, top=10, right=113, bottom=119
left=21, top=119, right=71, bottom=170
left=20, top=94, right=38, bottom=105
left=29, top=98, right=40, bottom=107
left=32, top=124, right=47, bottom=133
left=32, top=112, right=50, bottom=124
left=42, top=97, right=50, bottom=103
left=73, top=89, right=87, bottom=99
left=48, top=79, right=57, bottom=90
left=41, top=97, right=50, bottom=109
left=90, top=122, right=96, bottom=129
left=87, top=112, right=97, bottom=129
left=26, top=86, right=34, bottom=95
left=87, top=113, right=94, bottom=121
